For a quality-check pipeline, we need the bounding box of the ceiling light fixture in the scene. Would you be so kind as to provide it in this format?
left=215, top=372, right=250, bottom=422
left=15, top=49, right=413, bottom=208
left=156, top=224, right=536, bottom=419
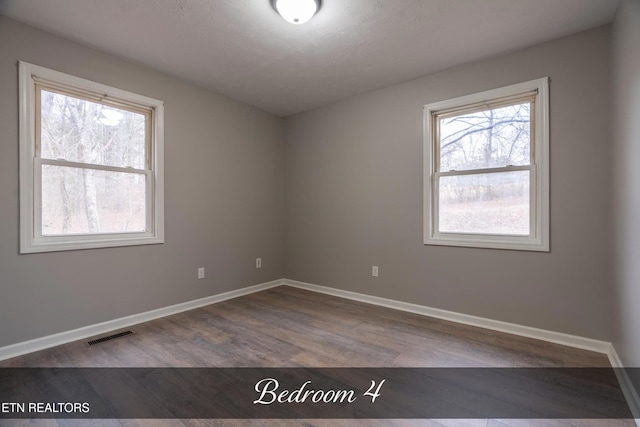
left=272, top=0, right=320, bottom=25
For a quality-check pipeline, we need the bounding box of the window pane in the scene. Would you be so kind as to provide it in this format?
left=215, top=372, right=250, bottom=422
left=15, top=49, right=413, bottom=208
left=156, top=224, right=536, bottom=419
left=439, top=103, right=530, bottom=172
left=41, top=165, right=146, bottom=235
left=40, top=90, right=146, bottom=169
left=439, top=171, right=529, bottom=235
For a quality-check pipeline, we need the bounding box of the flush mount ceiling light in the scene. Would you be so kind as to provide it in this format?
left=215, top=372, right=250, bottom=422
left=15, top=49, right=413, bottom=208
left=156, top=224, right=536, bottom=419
left=272, top=0, right=320, bottom=25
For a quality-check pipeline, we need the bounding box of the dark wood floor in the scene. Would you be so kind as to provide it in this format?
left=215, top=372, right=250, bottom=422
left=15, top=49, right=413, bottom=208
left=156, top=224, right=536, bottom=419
left=0, top=285, right=632, bottom=426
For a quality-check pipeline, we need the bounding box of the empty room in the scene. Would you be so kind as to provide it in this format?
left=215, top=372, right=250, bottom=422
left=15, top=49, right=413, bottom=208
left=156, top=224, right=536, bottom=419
left=0, top=0, right=639, bottom=425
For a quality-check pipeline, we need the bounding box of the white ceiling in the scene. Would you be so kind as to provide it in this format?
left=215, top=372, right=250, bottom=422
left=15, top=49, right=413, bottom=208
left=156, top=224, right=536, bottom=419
left=0, top=0, right=619, bottom=116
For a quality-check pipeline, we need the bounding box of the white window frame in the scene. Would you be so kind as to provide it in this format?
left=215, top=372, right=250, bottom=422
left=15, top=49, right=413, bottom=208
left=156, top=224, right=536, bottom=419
left=423, top=78, right=549, bottom=251
left=19, top=61, right=165, bottom=253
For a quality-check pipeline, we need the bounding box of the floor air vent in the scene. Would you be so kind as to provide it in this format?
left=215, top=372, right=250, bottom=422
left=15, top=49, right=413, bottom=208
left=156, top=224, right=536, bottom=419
left=87, top=330, right=134, bottom=346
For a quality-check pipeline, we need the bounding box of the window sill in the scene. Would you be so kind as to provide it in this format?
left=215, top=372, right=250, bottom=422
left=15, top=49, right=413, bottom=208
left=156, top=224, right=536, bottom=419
left=20, top=234, right=164, bottom=254
left=425, top=233, right=549, bottom=252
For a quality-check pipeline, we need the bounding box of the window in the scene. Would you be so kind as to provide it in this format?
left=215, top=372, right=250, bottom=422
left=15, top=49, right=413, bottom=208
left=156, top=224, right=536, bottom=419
left=423, top=78, right=549, bottom=251
left=19, top=62, right=164, bottom=253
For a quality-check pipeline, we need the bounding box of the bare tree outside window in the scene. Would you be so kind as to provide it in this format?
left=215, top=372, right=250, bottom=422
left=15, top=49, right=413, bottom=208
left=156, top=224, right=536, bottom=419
left=437, top=102, right=532, bottom=236
left=39, top=90, right=147, bottom=235
left=423, top=78, right=549, bottom=251
left=19, top=61, right=164, bottom=253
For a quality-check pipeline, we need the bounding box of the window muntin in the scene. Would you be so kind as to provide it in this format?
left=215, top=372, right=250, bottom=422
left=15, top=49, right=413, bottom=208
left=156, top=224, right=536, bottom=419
left=424, top=78, right=549, bottom=251
left=20, top=62, right=164, bottom=253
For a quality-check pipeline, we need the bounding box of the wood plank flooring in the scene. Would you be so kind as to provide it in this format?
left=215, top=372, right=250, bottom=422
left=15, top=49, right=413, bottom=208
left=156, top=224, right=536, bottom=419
left=0, top=285, right=632, bottom=426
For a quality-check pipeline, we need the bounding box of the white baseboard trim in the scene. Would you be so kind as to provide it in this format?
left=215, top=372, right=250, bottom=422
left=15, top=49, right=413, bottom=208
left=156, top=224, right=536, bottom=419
left=609, top=344, right=626, bottom=369
left=608, top=346, right=640, bottom=425
left=285, top=279, right=640, bottom=422
left=1, top=277, right=614, bottom=361
left=283, top=278, right=612, bottom=355
left=2, top=277, right=637, bottom=423
left=0, top=279, right=284, bottom=362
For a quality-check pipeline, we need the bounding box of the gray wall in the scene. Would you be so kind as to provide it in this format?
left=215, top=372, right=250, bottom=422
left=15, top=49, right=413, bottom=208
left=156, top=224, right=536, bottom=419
left=284, top=26, right=614, bottom=341
left=0, top=17, right=285, bottom=347
left=0, top=14, right=627, bottom=351
left=612, top=0, right=640, bottom=366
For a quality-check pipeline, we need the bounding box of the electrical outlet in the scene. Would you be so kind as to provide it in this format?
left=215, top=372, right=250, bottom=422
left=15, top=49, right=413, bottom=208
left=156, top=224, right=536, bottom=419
left=372, top=266, right=379, bottom=277
left=197, top=267, right=205, bottom=279
left=256, top=258, right=262, bottom=268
